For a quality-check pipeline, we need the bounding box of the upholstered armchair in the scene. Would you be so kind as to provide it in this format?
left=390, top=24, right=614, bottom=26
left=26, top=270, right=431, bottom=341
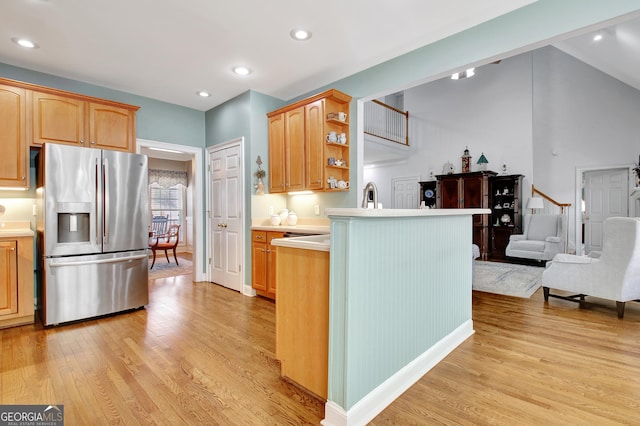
left=542, top=217, right=640, bottom=318
left=505, top=214, right=566, bottom=261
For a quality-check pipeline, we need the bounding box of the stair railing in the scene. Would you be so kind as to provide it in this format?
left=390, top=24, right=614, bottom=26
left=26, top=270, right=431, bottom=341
left=531, top=184, right=572, bottom=252
left=364, top=99, right=409, bottom=146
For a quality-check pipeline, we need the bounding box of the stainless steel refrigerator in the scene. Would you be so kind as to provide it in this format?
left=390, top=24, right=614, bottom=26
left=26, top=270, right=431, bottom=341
left=36, top=143, right=149, bottom=326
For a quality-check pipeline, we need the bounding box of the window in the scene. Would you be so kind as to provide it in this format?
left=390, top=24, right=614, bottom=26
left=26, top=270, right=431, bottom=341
left=149, top=184, right=185, bottom=243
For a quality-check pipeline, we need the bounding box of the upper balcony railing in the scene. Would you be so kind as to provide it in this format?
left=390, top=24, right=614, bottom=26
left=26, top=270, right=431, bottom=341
left=364, top=99, right=409, bottom=146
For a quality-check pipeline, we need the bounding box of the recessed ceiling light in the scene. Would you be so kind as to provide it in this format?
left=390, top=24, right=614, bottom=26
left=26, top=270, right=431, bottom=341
left=11, top=37, right=39, bottom=49
left=232, top=66, right=251, bottom=76
left=593, top=33, right=604, bottom=42
left=451, top=68, right=475, bottom=80
left=196, top=91, right=211, bottom=97
left=290, top=28, right=312, bottom=41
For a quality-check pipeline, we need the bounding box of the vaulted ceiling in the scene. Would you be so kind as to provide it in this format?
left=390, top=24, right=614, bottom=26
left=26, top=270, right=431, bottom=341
left=0, top=0, right=536, bottom=111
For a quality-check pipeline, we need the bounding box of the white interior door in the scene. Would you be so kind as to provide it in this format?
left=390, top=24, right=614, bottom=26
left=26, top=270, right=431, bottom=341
left=392, top=176, right=420, bottom=208
left=209, top=143, right=242, bottom=291
left=584, top=168, right=629, bottom=254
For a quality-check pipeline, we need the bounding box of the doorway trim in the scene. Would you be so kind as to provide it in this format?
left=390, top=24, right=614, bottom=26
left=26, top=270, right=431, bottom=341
left=136, top=138, right=205, bottom=281
left=574, top=164, right=633, bottom=256
left=205, top=137, right=246, bottom=294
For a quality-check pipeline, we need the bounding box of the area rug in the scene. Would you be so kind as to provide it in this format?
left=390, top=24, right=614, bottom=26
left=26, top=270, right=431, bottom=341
left=149, top=256, right=193, bottom=280
left=473, top=261, right=543, bottom=298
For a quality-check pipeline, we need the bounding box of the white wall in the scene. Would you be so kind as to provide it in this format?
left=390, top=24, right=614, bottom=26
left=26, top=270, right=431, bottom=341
left=532, top=46, right=640, bottom=201
left=365, top=51, right=534, bottom=208
left=365, top=46, right=640, bottom=246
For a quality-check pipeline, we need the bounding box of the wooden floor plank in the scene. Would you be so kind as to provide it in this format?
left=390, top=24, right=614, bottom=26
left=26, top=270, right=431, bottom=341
left=2, top=273, right=640, bottom=425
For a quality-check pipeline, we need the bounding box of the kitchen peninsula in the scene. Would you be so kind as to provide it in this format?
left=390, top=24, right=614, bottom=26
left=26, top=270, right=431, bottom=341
left=273, top=207, right=489, bottom=426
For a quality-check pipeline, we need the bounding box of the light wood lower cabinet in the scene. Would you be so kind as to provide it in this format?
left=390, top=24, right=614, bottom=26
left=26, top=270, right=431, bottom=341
left=0, top=236, right=34, bottom=328
left=251, top=231, right=284, bottom=299
left=275, top=246, right=329, bottom=399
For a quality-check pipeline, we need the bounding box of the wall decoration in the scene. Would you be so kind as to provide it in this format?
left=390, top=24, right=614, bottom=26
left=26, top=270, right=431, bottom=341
left=461, top=147, right=471, bottom=173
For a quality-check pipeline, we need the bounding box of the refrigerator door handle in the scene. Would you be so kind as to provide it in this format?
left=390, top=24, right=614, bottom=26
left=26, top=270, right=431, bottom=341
left=103, top=157, right=109, bottom=245
left=95, top=157, right=101, bottom=245
left=49, top=253, right=148, bottom=268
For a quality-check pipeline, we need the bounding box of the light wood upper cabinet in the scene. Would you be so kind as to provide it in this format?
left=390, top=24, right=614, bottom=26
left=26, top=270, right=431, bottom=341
left=285, top=106, right=305, bottom=192
left=31, top=91, right=86, bottom=147
left=0, top=84, right=28, bottom=189
left=0, top=77, right=139, bottom=153
left=268, top=114, right=286, bottom=193
left=305, top=100, right=325, bottom=190
left=31, top=93, right=137, bottom=152
left=88, top=103, right=136, bottom=151
left=267, top=89, right=351, bottom=193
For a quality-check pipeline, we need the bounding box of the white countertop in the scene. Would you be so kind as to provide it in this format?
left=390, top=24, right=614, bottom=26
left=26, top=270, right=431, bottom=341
left=271, top=234, right=330, bottom=252
left=0, top=220, right=34, bottom=238
left=251, top=224, right=330, bottom=234
left=325, top=208, right=491, bottom=217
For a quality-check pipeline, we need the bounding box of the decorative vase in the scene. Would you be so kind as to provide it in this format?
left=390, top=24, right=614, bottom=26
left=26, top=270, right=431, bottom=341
left=287, top=212, right=298, bottom=226
left=255, top=178, right=264, bottom=195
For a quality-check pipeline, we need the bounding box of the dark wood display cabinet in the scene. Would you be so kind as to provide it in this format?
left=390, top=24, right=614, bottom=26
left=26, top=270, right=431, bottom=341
left=419, top=181, right=437, bottom=208
left=436, top=171, right=496, bottom=260
left=489, top=174, right=524, bottom=260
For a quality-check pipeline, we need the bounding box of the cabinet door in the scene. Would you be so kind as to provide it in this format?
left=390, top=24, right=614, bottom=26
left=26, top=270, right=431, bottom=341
left=268, top=113, right=286, bottom=193
left=305, top=100, right=324, bottom=190
left=462, top=175, right=483, bottom=208
left=0, top=84, right=28, bottom=189
left=32, top=91, right=86, bottom=146
left=285, top=107, right=305, bottom=191
left=267, top=245, right=277, bottom=295
left=462, top=175, right=485, bottom=227
left=439, top=178, right=460, bottom=208
left=252, top=241, right=268, bottom=292
left=266, top=232, right=284, bottom=295
left=88, top=103, right=135, bottom=152
left=0, top=241, right=18, bottom=316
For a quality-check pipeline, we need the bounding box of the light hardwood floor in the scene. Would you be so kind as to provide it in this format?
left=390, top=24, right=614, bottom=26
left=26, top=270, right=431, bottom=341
left=1, top=273, right=639, bottom=425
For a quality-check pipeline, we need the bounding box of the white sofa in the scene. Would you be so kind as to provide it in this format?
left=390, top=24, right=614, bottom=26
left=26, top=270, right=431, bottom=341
left=542, top=217, right=640, bottom=318
left=505, top=214, right=566, bottom=261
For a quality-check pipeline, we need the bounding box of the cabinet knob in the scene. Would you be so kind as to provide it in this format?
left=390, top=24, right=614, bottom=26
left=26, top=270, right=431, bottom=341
left=10, top=248, right=15, bottom=251
left=91, top=141, right=96, bottom=145
left=79, top=139, right=84, bottom=144
left=21, top=176, right=25, bottom=180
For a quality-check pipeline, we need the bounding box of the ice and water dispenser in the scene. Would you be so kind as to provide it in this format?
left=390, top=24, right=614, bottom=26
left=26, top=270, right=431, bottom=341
left=55, top=202, right=92, bottom=243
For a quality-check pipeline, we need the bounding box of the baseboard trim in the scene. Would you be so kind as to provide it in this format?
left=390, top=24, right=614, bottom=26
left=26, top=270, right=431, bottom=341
left=243, top=284, right=257, bottom=297
left=321, top=320, right=474, bottom=426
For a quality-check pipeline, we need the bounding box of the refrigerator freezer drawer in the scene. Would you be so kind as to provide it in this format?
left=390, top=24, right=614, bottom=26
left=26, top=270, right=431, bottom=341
left=42, top=250, right=149, bottom=326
